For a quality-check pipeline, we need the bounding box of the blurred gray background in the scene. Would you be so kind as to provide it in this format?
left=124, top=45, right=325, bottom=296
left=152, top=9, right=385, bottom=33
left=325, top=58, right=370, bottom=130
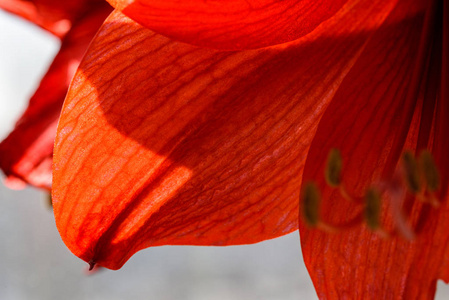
left=0, top=9, right=448, bottom=300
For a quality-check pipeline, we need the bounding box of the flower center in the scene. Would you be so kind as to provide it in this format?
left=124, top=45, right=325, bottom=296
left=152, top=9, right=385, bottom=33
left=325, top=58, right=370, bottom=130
left=301, top=148, right=441, bottom=239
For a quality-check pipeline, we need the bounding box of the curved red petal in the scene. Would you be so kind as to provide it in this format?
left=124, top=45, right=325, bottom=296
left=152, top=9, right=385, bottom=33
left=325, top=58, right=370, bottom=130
left=0, top=4, right=112, bottom=189
left=299, top=0, right=448, bottom=298
left=0, top=0, right=108, bottom=38
left=106, top=0, right=351, bottom=50
left=53, top=2, right=395, bottom=270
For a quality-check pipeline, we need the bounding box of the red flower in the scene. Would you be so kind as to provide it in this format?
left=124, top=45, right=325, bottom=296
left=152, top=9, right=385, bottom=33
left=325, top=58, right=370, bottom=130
left=0, top=0, right=112, bottom=189
left=3, top=0, right=448, bottom=298
left=53, top=0, right=393, bottom=270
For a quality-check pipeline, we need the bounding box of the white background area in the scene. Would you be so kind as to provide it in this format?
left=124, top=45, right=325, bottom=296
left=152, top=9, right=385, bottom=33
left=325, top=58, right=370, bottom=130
left=0, top=9, right=448, bottom=300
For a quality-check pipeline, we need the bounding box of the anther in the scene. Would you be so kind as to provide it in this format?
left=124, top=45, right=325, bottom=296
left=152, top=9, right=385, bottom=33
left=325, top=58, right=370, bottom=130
left=419, top=150, right=440, bottom=192
left=402, top=151, right=421, bottom=193
left=325, top=148, right=343, bottom=187
left=364, top=188, right=381, bottom=230
left=301, top=182, right=321, bottom=227
left=364, top=188, right=390, bottom=238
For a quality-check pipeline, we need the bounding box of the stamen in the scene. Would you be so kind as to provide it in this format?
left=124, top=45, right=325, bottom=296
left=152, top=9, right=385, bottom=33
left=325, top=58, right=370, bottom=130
left=364, top=188, right=390, bottom=238
left=301, top=182, right=321, bottom=227
left=325, top=148, right=342, bottom=187
left=401, top=151, right=422, bottom=193
left=301, top=180, right=364, bottom=233
left=419, top=150, right=440, bottom=192
left=364, top=188, right=381, bottom=230
left=304, top=148, right=442, bottom=240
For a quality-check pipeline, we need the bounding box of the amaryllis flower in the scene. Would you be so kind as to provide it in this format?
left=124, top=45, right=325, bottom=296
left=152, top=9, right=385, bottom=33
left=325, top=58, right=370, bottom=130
left=0, top=0, right=112, bottom=189
left=2, top=0, right=447, bottom=298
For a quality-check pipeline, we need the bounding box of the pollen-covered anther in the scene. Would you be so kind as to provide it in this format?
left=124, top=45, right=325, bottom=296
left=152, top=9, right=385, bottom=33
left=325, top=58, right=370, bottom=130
left=401, top=151, right=422, bottom=194
left=401, top=150, right=441, bottom=207
left=324, top=148, right=353, bottom=202
left=301, top=182, right=338, bottom=232
left=364, top=188, right=389, bottom=238
left=419, top=150, right=440, bottom=192
left=301, top=182, right=321, bottom=227
left=325, top=148, right=342, bottom=187
left=415, top=150, right=440, bottom=207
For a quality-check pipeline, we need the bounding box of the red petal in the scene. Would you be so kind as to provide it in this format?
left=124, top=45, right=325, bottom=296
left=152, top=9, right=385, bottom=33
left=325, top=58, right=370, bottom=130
left=106, top=0, right=350, bottom=50
left=299, top=0, right=448, bottom=298
left=0, top=4, right=112, bottom=189
left=53, top=2, right=397, bottom=270
left=0, top=0, right=108, bottom=38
